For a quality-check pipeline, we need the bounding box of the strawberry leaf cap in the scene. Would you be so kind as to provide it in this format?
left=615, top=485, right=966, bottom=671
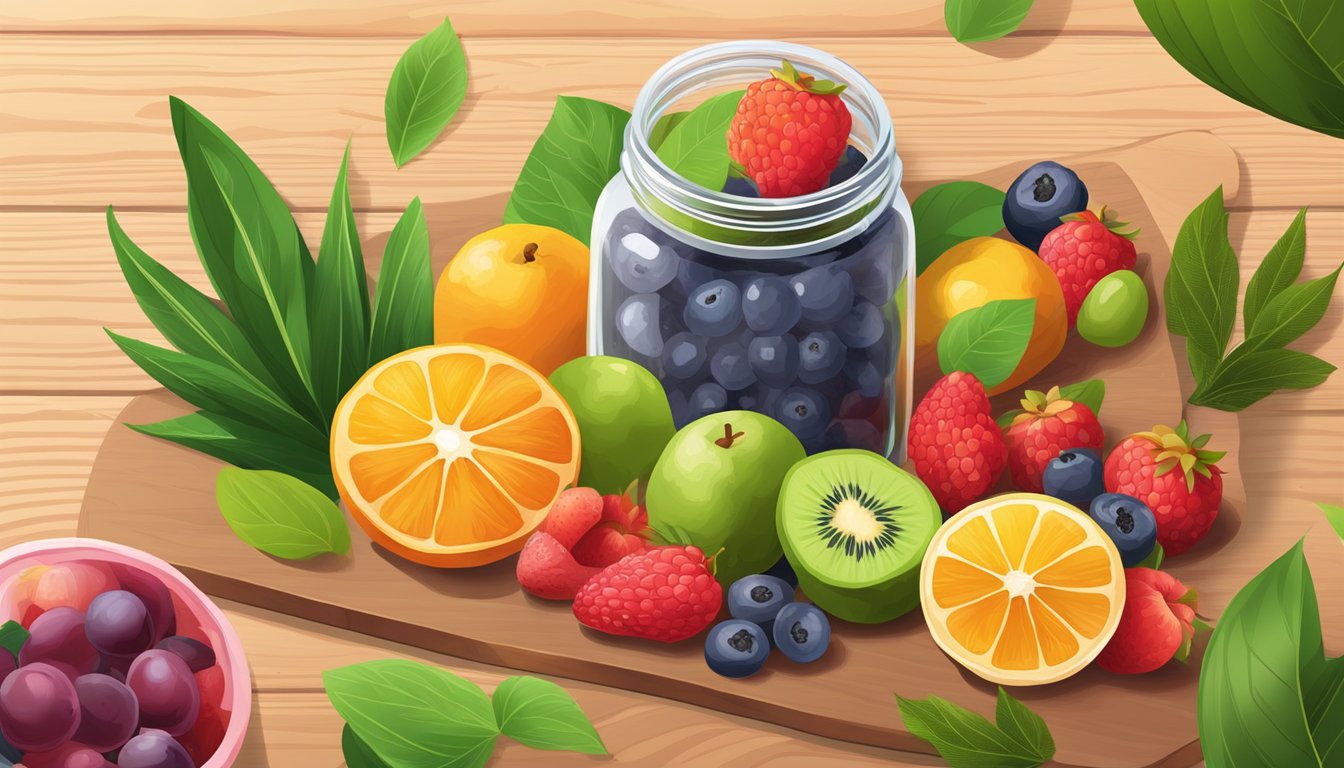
left=1010, top=385, right=1079, bottom=427
left=1061, top=206, right=1141, bottom=240
left=770, top=60, right=848, bottom=95
left=1137, top=421, right=1225, bottom=492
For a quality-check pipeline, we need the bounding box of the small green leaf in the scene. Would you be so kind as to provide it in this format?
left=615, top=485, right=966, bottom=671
left=1320, top=503, right=1344, bottom=544
left=937, top=298, right=1036, bottom=388
left=1190, top=347, right=1335, bottom=412
left=492, top=676, right=607, bottom=755
left=215, top=467, right=350, bottom=559
left=654, top=90, right=744, bottom=192
left=648, top=111, right=689, bottom=152
left=912, top=181, right=1005, bottom=275
left=503, top=96, right=631, bottom=245
left=324, top=660, right=500, bottom=768
left=1058, top=379, right=1105, bottom=416
left=1243, top=265, right=1341, bottom=353
left=1136, top=543, right=1166, bottom=570
left=368, top=197, right=434, bottom=367
left=342, top=723, right=392, bottom=768
left=1244, top=208, right=1307, bottom=332
left=897, top=688, right=1054, bottom=768
left=0, top=621, right=29, bottom=658
left=385, top=17, right=468, bottom=167
left=1164, top=186, right=1239, bottom=383
left=995, top=687, right=1055, bottom=761
left=944, top=0, right=1036, bottom=43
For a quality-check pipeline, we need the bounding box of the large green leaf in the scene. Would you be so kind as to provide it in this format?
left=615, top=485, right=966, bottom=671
left=503, top=96, right=630, bottom=245
left=1163, top=186, right=1239, bottom=383
left=654, top=90, right=743, bottom=191
left=368, top=197, right=434, bottom=366
left=385, top=17, right=468, bottom=167
left=491, top=676, right=607, bottom=755
left=1244, top=208, right=1307, bottom=333
left=170, top=97, right=320, bottom=417
left=1189, top=346, right=1335, bottom=412
left=1241, top=265, right=1341, bottom=353
left=912, top=181, right=1005, bottom=275
left=310, top=143, right=371, bottom=415
left=215, top=467, right=350, bottom=560
left=1198, top=540, right=1343, bottom=766
left=937, top=298, right=1036, bottom=388
left=1134, top=0, right=1344, bottom=140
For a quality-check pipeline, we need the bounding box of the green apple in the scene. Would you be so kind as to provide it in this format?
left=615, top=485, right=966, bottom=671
left=550, top=356, right=674, bottom=494
left=647, top=410, right=805, bottom=586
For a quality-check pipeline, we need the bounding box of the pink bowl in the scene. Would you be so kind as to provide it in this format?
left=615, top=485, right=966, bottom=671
left=0, top=537, right=250, bottom=767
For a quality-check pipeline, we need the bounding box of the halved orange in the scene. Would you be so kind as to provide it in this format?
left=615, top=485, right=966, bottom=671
left=920, top=493, right=1125, bottom=685
left=331, top=344, right=581, bottom=567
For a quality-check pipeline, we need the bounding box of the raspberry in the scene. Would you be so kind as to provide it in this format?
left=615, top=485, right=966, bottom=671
left=516, top=532, right=603, bottom=601
left=1097, top=568, right=1199, bottom=675
left=1003, top=386, right=1103, bottom=492
left=572, top=546, right=722, bottom=643
left=1039, top=207, right=1138, bottom=325
left=907, top=372, right=1006, bottom=513
left=1103, top=422, right=1224, bottom=556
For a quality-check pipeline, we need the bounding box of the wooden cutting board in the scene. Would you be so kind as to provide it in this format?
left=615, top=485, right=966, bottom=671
left=81, top=132, right=1333, bottom=768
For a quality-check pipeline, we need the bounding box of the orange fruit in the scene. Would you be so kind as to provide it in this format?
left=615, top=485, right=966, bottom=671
left=434, top=224, right=589, bottom=376
left=920, top=493, right=1125, bottom=685
left=331, top=344, right=581, bottom=567
left=915, top=237, right=1067, bottom=394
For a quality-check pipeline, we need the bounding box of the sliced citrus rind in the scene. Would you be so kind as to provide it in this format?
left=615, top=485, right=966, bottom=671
left=919, top=493, right=1125, bottom=686
left=331, top=344, right=581, bottom=567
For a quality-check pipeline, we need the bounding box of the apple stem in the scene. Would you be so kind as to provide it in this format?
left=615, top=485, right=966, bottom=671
left=714, top=423, right=744, bottom=449
left=522, top=242, right=538, bottom=263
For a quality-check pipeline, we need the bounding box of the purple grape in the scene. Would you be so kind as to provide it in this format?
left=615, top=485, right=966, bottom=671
left=86, top=590, right=154, bottom=657
left=0, top=650, right=15, bottom=686
left=110, top=565, right=176, bottom=643
left=20, top=607, right=101, bottom=679
left=74, top=673, right=139, bottom=752
left=117, top=729, right=195, bottom=768
left=154, top=637, right=216, bottom=674
left=0, top=662, right=80, bottom=752
left=126, top=650, right=199, bottom=737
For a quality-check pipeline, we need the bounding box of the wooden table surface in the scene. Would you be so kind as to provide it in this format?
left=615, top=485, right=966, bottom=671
left=1, top=2, right=1341, bottom=765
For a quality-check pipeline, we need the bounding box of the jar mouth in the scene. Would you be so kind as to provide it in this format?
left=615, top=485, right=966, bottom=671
left=625, top=41, right=898, bottom=256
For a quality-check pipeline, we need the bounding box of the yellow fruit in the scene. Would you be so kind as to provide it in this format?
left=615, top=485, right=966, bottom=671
left=434, top=224, right=589, bottom=376
left=920, top=493, right=1125, bottom=686
left=916, top=237, right=1066, bottom=394
left=331, top=344, right=581, bottom=567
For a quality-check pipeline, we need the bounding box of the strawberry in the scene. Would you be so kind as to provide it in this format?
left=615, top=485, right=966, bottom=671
left=727, top=60, right=852, bottom=198
left=1097, top=568, right=1204, bottom=674
left=1039, top=207, right=1138, bottom=325
left=1104, top=422, right=1224, bottom=557
left=907, top=372, right=1007, bottom=512
left=570, top=491, right=651, bottom=567
left=572, top=546, right=723, bottom=643
left=516, top=532, right=603, bottom=601
left=1003, top=386, right=1104, bottom=492
left=539, top=487, right=603, bottom=550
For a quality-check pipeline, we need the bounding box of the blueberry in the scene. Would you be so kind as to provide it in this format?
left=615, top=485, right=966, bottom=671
left=674, top=258, right=718, bottom=298
left=789, top=265, right=854, bottom=325
left=615, top=293, right=665, bottom=358
left=1089, top=493, right=1158, bottom=567
left=727, top=574, right=794, bottom=626
left=845, top=216, right=897, bottom=304
left=775, top=387, right=831, bottom=440
left=734, top=383, right=783, bottom=414
left=1042, top=448, right=1105, bottom=506
left=1003, top=161, right=1089, bottom=251
left=610, top=230, right=679, bottom=293
left=797, top=331, right=847, bottom=384
left=662, top=332, right=707, bottom=380
left=684, top=279, right=741, bottom=337
left=827, top=146, right=866, bottom=187
left=772, top=603, right=830, bottom=663
left=765, top=557, right=799, bottom=588
left=710, top=342, right=757, bottom=391
left=836, top=301, right=885, bottom=348
left=704, top=620, right=770, bottom=679
left=824, top=419, right=885, bottom=453
left=721, top=177, right=759, bottom=197
left=688, top=382, right=729, bottom=420
left=844, top=354, right=885, bottom=398
left=747, top=335, right=799, bottom=386
left=742, top=276, right=803, bottom=335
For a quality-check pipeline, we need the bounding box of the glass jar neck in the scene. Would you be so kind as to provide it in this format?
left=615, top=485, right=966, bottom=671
left=623, top=41, right=898, bottom=259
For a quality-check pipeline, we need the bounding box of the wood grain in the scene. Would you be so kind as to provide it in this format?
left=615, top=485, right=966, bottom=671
left=2, top=36, right=1340, bottom=215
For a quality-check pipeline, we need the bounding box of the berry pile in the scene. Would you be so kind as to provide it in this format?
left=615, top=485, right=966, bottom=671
left=704, top=569, right=830, bottom=678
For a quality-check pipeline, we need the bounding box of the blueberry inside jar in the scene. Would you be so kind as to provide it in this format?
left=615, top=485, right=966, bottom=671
left=589, top=41, right=914, bottom=459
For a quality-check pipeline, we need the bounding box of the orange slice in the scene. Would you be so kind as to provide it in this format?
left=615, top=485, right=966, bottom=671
left=920, top=493, right=1125, bottom=685
left=331, top=344, right=580, bottom=567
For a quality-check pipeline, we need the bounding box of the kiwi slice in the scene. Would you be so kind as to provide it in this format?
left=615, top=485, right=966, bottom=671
left=776, top=449, right=941, bottom=623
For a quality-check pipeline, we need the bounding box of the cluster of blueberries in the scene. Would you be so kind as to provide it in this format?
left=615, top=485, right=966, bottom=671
left=705, top=561, right=830, bottom=678
left=602, top=203, right=903, bottom=451
left=1043, top=448, right=1159, bottom=566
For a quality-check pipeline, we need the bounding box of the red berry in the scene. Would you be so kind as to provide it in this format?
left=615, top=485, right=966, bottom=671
left=572, top=546, right=722, bottom=643
left=1003, top=386, right=1104, bottom=492
left=570, top=492, right=651, bottom=567
left=1096, top=568, right=1198, bottom=675
left=1103, top=422, right=1224, bottom=556
left=538, top=487, right=603, bottom=551
left=727, top=60, right=852, bottom=198
left=516, top=532, right=603, bottom=602
left=1039, top=207, right=1138, bottom=326
left=907, top=372, right=1006, bottom=512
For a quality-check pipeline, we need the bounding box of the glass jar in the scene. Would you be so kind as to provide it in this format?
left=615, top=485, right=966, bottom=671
left=589, top=41, right=914, bottom=461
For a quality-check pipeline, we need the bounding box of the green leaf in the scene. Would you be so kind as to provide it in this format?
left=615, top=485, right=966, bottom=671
left=130, top=411, right=335, bottom=498
left=215, top=467, right=349, bottom=559
left=897, top=688, right=1054, bottom=768
left=1059, top=379, right=1105, bottom=416
left=1244, top=208, right=1307, bottom=332
left=368, top=197, right=434, bottom=367
left=503, top=96, right=631, bottom=245
left=1198, top=540, right=1343, bottom=766
left=1320, top=503, right=1344, bottom=544
left=654, top=89, right=744, bottom=192
left=385, top=17, right=468, bottom=167
left=310, top=143, right=371, bottom=415
left=170, top=97, right=320, bottom=417
left=491, top=676, right=607, bottom=755
left=937, top=298, right=1036, bottom=388
left=1136, top=543, right=1166, bottom=570
left=1133, top=0, right=1344, bottom=140
left=1243, top=265, right=1342, bottom=353
left=342, top=723, right=392, bottom=768
left=324, top=660, right=500, bottom=768
left=944, top=0, right=1036, bottom=43
left=648, top=110, right=689, bottom=151
left=0, top=621, right=29, bottom=658
left=912, top=181, right=1005, bottom=275
left=1189, top=346, right=1335, bottom=412
left=1164, top=187, right=1239, bottom=383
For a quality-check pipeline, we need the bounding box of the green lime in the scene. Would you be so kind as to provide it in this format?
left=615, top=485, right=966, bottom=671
left=1077, top=270, right=1149, bottom=347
